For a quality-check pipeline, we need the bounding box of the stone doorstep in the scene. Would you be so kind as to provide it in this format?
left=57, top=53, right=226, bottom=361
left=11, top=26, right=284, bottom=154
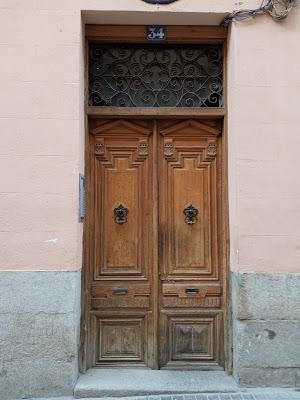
left=23, top=389, right=300, bottom=400
left=73, top=369, right=239, bottom=399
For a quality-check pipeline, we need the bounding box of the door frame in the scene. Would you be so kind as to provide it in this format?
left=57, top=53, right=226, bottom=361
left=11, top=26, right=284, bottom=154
left=80, top=24, right=230, bottom=373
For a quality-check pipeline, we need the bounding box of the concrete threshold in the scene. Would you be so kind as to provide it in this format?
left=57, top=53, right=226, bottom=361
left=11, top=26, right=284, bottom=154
left=74, top=369, right=238, bottom=399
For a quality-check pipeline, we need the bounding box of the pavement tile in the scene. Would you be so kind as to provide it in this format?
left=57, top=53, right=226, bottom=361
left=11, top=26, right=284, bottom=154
left=196, top=395, right=209, bottom=400
left=172, top=396, right=184, bottom=400
left=184, top=395, right=196, bottom=400
left=252, top=395, right=269, bottom=400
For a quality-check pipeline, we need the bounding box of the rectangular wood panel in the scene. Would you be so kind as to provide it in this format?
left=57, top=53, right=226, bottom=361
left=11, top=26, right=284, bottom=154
left=159, top=120, right=221, bottom=280
left=92, top=120, right=153, bottom=280
left=162, top=284, right=222, bottom=308
left=91, top=285, right=151, bottom=309
left=92, top=313, right=149, bottom=365
left=174, top=160, right=205, bottom=267
left=159, top=311, right=223, bottom=368
left=171, top=317, right=214, bottom=360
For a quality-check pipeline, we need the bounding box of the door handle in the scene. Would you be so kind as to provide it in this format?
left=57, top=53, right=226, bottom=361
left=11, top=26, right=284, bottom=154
left=113, top=288, right=128, bottom=295
left=185, top=288, right=199, bottom=294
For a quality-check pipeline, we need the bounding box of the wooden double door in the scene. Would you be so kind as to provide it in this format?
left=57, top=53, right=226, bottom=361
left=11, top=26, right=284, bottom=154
left=86, top=117, right=226, bottom=370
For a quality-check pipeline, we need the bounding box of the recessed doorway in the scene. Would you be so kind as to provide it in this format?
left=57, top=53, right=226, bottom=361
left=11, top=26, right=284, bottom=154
left=81, top=25, right=229, bottom=371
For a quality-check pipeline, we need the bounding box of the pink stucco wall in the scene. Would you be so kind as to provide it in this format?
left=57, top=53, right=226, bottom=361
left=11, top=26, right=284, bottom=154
left=0, top=1, right=299, bottom=273
left=228, top=12, right=300, bottom=273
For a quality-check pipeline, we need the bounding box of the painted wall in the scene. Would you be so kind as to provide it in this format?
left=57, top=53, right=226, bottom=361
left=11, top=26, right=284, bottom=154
left=0, top=0, right=299, bottom=275
left=228, top=11, right=300, bottom=273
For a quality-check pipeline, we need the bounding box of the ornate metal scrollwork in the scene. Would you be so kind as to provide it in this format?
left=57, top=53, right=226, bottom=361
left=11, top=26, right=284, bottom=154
left=183, top=204, right=199, bottom=225
left=89, top=43, right=223, bottom=108
left=113, top=204, right=128, bottom=224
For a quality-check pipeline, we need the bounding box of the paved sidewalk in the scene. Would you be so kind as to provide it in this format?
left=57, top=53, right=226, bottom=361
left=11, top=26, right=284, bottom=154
left=24, top=390, right=300, bottom=400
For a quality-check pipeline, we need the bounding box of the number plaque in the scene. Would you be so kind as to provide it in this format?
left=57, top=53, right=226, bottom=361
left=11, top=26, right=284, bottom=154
left=147, top=26, right=166, bottom=41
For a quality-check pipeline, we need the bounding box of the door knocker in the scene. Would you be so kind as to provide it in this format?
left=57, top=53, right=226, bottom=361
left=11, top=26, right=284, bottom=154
left=183, top=204, right=199, bottom=225
left=113, top=204, right=128, bottom=224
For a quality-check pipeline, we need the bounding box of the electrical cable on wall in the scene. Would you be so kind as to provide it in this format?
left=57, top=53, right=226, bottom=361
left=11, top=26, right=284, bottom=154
left=221, top=0, right=298, bottom=26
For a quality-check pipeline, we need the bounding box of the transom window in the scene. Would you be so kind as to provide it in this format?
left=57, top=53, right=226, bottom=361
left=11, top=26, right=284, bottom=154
left=89, top=43, right=223, bottom=108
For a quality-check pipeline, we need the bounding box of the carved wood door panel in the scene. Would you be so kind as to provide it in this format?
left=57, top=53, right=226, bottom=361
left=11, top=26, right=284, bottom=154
left=87, top=118, right=225, bottom=369
left=88, top=119, right=156, bottom=368
left=158, top=119, right=224, bottom=369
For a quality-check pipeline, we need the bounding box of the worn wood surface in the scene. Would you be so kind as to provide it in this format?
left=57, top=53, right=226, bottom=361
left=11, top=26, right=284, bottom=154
left=158, top=119, right=224, bottom=369
left=85, top=118, right=226, bottom=369
left=88, top=119, right=155, bottom=368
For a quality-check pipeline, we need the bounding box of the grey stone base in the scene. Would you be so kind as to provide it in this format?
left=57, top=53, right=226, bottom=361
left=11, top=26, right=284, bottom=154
left=1, top=270, right=299, bottom=398
left=232, top=272, right=300, bottom=387
left=0, top=271, right=81, bottom=400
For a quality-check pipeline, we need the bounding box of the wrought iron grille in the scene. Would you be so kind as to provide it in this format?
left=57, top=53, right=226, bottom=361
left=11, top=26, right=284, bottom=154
left=89, top=43, right=223, bottom=108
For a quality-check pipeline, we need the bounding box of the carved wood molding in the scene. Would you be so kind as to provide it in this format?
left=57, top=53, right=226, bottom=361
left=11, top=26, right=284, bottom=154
left=94, top=139, right=149, bottom=165
left=164, top=138, right=174, bottom=158
left=163, top=138, right=218, bottom=164
left=160, top=119, right=222, bottom=137
left=203, top=142, right=218, bottom=163
left=95, top=138, right=105, bottom=155
left=90, top=119, right=151, bottom=136
left=138, top=139, right=149, bottom=157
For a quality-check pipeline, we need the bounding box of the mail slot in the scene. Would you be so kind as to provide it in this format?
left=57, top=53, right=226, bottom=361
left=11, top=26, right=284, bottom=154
left=113, top=288, right=128, bottom=295
left=185, top=288, right=199, bottom=294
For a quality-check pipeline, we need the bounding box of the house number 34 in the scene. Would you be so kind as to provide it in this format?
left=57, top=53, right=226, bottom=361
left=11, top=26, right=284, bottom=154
left=147, top=26, right=166, bottom=40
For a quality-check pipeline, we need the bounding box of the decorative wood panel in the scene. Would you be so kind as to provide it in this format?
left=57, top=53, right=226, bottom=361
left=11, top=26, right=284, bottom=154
left=88, top=119, right=155, bottom=368
left=172, top=318, right=214, bottom=360
left=158, top=119, right=224, bottom=370
left=91, top=285, right=151, bottom=309
left=94, top=315, right=147, bottom=364
left=92, top=119, right=153, bottom=280
left=162, top=284, right=221, bottom=308
left=158, top=119, right=221, bottom=280
left=159, top=312, right=223, bottom=369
